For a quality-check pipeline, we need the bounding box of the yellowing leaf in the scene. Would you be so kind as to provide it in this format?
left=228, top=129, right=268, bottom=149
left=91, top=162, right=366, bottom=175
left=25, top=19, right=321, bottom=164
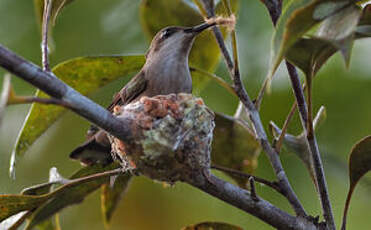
left=342, top=135, right=371, bottom=230
left=101, top=174, right=132, bottom=228
left=24, top=163, right=120, bottom=230
left=0, top=195, right=48, bottom=222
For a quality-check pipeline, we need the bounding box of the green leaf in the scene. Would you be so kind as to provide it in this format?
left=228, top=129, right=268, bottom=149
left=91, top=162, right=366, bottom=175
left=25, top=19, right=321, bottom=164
left=0, top=164, right=120, bottom=228
left=267, top=0, right=357, bottom=88
left=190, top=67, right=236, bottom=96
left=10, top=56, right=145, bottom=178
left=182, top=221, right=243, bottom=230
left=342, top=135, right=371, bottom=230
left=316, top=3, right=361, bottom=66
left=33, top=0, right=75, bottom=26
left=269, top=106, right=326, bottom=189
left=286, top=37, right=337, bottom=77
left=25, top=163, right=120, bottom=230
left=101, top=174, right=132, bottom=228
left=2, top=168, right=67, bottom=230
left=212, top=113, right=261, bottom=187
left=287, top=3, right=365, bottom=78
left=139, top=0, right=239, bottom=71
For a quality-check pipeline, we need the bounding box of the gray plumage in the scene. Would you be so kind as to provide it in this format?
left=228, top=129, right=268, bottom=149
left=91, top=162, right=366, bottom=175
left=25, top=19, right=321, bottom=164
left=70, top=22, right=215, bottom=165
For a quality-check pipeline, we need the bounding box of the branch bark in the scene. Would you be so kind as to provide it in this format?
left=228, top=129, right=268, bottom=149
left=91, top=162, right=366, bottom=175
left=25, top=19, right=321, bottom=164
left=187, top=170, right=316, bottom=230
left=0, top=43, right=319, bottom=230
left=200, top=0, right=306, bottom=217
left=286, top=62, right=335, bottom=230
left=260, top=1, right=335, bottom=228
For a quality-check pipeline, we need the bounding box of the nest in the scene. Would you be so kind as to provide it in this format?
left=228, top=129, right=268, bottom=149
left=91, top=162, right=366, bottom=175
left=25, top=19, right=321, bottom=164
left=109, top=93, right=215, bottom=184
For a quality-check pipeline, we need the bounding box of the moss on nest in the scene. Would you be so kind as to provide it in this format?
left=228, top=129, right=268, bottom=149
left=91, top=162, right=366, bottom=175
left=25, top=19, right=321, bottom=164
left=109, top=93, right=215, bottom=183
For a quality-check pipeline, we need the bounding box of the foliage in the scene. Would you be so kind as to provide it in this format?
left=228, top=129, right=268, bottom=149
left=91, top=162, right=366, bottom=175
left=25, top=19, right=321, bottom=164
left=0, top=0, right=371, bottom=229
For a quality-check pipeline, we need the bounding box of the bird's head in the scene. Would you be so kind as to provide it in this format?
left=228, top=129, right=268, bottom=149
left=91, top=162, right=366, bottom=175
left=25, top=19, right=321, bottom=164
left=145, top=22, right=216, bottom=63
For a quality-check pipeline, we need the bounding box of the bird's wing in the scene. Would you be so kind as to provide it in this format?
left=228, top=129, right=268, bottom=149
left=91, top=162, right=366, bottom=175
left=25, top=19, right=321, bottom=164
left=70, top=71, right=148, bottom=164
left=107, top=71, right=147, bottom=111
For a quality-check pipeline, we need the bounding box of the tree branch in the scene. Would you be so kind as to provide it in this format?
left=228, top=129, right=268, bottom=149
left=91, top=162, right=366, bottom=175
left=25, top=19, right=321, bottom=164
left=186, top=170, right=316, bottom=230
left=211, top=164, right=282, bottom=193
left=0, top=43, right=321, bottom=230
left=286, top=61, right=335, bottom=230
left=0, top=44, right=133, bottom=142
left=201, top=0, right=306, bottom=217
left=41, top=0, right=52, bottom=71
left=260, top=2, right=335, bottom=227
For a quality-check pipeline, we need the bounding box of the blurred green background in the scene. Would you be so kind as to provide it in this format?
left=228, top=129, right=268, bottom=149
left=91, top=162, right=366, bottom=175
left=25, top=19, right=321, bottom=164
left=1, top=0, right=371, bottom=229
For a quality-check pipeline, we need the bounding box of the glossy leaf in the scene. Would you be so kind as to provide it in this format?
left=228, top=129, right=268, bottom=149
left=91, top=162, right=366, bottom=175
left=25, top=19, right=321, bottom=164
left=101, top=174, right=132, bottom=228
left=286, top=37, right=337, bottom=77
left=287, top=3, right=367, bottom=78
left=269, top=106, right=326, bottom=189
left=212, top=113, right=261, bottom=187
left=140, top=0, right=239, bottom=71
left=342, top=135, right=371, bottom=230
left=10, top=56, right=145, bottom=178
left=316, top=3, right=361, bottom=66
left=182, top=221, right=243, bottom=230
left=267, top=0, right=358, bottom=87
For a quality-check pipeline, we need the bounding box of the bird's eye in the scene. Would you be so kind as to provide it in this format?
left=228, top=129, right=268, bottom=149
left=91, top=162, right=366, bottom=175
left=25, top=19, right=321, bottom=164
left=161, top=29, right=173, bottom=39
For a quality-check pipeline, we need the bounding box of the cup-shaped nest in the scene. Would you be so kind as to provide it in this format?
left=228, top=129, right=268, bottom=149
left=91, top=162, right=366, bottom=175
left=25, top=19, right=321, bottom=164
left=109, top=93, right=215, bottom=184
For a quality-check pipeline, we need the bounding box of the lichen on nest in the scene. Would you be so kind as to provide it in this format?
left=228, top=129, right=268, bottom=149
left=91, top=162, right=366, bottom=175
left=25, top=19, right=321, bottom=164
left=109, top=93, right=215, bottom=183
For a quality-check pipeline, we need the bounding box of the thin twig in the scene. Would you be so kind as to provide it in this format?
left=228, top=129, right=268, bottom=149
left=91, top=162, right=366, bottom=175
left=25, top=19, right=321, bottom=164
left=199, top=0, right=234, bottom=79
left=203, top=0, right=306, bottom=217
left=264, top=0, right=335, bottom=222
left=286, top=60, right=335, bottom=229
left=60, top=168, right=123, bottom=188
left=262, top=2, right=335, bottom=226
left=41, top=0, right=52, bottom=71
left=249, top=176, right=259, bottom=201
left=211, top=164, right=282, bottom=193
left=274, top=101, right=296, bottom=152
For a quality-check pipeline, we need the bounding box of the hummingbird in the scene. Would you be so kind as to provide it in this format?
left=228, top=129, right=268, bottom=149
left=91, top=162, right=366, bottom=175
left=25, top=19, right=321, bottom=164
left=70, top=22, right=216, bottom=165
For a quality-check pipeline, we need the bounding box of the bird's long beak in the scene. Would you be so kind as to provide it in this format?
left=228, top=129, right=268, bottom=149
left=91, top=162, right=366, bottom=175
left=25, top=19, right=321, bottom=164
left=184, top=22, right=216, bottom=34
